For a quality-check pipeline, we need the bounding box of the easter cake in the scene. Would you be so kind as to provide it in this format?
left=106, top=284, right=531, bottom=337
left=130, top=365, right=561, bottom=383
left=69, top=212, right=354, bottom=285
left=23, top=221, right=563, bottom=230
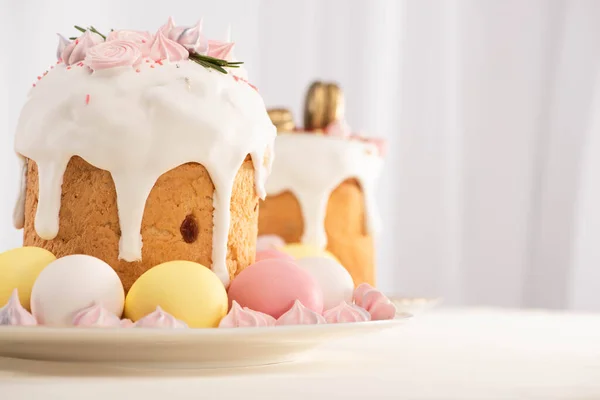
left=0, top=19, right=396, bottom=330
left=259, top=82, right=386, bottom=286
left=14, top=18, right=274, bottom=291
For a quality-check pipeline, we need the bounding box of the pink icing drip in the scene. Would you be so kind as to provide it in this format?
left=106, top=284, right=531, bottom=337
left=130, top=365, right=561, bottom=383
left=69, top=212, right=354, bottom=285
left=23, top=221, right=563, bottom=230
left=85, top=40, right=142, bottom=70
left=149, top=30, right=189, bottom=62
left=219, top=301, right=276, bottom=328
left=134, top=306, right=188, bottom=329
left=0, top=289, right=37, bottom=326
left=72, top=303, right=121, bottom=327
left=256, top=234, right=286, bottom=252
left=276, top=299, right=326, bottom=326
left=207, top=40, right=235, bottom=60
left=107, top=30, right=153, bottom=57
left=353, top=283, right=396, bottom=321
left=323, top=301, right=371, bottom=323
left=62, top=31, right=103, bottom=66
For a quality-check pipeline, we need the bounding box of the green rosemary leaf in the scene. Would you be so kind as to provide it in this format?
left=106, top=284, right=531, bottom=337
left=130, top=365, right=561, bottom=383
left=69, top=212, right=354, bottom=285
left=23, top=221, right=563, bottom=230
left=68, top=37, right=77, bottom=40
left=89, top=26, right=106, bottom=40
left=74, top=25, right=86, bottom=33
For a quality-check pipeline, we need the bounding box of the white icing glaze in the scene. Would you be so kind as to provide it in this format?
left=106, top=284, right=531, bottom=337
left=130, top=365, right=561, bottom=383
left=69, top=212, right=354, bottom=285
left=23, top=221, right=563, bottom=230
left=14, top=60, right=275, bottom=286
left=265, top=133, right=383, bottom=249
left=13, top=155, right=27, bottom=229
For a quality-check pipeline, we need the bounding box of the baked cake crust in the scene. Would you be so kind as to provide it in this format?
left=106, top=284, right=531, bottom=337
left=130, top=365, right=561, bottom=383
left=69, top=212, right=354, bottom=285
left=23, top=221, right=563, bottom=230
left=259, top=179, right=375, bottom=286
left=23, top=157, right=259, bottom=291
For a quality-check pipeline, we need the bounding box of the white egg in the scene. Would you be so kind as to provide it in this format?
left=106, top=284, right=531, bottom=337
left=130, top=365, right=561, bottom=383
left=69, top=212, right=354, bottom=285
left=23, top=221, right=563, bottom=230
left=295, top=257, right=354, bottom=311
left=30, top=255, right=124, bottom=326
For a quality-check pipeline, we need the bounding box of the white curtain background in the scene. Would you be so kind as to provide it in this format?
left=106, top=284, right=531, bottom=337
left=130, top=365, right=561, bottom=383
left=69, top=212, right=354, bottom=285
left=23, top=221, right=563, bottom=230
left=2, top=0, right=600, bottom=310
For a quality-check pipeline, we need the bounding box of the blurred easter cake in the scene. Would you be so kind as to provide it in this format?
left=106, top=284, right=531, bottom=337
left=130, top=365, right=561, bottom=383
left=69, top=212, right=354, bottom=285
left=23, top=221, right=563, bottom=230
left=259, top=81, right=386, bottom=287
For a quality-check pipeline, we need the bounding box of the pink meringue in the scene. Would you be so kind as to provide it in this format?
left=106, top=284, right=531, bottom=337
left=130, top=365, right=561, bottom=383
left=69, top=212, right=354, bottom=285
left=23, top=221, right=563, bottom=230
left=72, top=303, right=122, bottom=327
left=134, top=306, right=188, bottom=329
left=323, top=301, right=371, bottom=323
left=219, top=301, right=275, bottom=328
left=276, top=299, right=326, bottom=326
left=85, top=40, right=142, bottom=70
left=149, top=30, right=189, bottom=62
left=159, top=16, right=176, bottom=35
left=56, top=34, right=71, bottom=61
left=107, top=30, right=153, bottom=57
left=157, top=17, right=208, bottom=54
left=207, top=39, right=235, bottom=60
left=61, top=30, right=103, bottom=65
left=256, top=234, right=286, bottom=252
left=120, top=318, right=135, bottom=328
left=353, top=283, right=397, bottom=321
left=0, top=289, right=37, bottom=326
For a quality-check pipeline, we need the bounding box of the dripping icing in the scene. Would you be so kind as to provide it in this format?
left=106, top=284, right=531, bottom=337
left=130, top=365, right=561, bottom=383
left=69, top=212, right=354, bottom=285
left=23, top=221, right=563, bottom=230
left=265, top=133, right=382, bottom=249
left=14, top=60, right=275, bottom=286
left=12, top=155, right=27, bottom=229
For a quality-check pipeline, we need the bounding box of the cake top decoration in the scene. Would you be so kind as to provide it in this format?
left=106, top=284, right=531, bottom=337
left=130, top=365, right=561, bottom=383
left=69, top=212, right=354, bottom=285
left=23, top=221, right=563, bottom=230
left=56, top=18, right=243, bottom=74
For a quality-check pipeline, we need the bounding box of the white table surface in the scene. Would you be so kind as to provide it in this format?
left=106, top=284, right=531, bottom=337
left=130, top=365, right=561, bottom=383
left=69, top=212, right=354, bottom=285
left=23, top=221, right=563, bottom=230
left=0, top=308, right=599, bottom=400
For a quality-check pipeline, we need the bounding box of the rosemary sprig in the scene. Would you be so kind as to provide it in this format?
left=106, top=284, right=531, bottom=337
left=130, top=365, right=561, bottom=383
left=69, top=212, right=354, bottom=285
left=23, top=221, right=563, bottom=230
left=189, top=52, right=243, bottom=74
left=71, top=25, right=107, bottom=40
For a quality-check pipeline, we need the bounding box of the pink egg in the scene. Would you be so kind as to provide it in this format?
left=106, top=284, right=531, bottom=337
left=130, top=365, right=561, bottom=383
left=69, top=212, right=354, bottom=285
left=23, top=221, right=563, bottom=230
left=255, top=249, right=295, bottom=263
left=228, top=259, right=324, bottom=318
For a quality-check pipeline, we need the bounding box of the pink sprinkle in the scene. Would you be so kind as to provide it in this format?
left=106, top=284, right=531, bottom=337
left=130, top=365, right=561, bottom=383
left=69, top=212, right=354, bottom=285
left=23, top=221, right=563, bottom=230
left=85, top=94, right=90, bottom=105
left=150, top=65, right=155, bottom=68
left=32, top=83, right=36, bottom=87
left=75, top=39, right=79, bottom=45
left=37, top=76, right=41, bottom=80
left=50, top=65, right=54, bottom=69
left=233, top=75, right=240, bottom=82
left=135, top=68, right=140, bottom=73
left=56, top=60, right=62, bottom=64
left=156, top=60, right=163, bottom=66
left=43, top=71, right=48, bottom=76
left=145, top=59, right=150, bottom=63
left=142, top=39, right=146, bottom=43
left=67, top=66, right=72, bottom=70
left=77, top=62, right=84, bottom=67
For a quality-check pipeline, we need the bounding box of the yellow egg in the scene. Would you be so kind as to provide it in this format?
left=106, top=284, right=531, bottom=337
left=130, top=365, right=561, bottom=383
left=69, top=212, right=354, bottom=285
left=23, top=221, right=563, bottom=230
left=279, top=243, right=339, bottom=263
left=124, top=260, right=228, bottom=328
left=0, top=247, right=56, bottom=311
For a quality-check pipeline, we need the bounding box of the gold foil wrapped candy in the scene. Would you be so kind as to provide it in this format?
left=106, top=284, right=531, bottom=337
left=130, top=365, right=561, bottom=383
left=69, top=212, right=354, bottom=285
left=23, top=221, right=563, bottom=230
left=303, top=81, right=345, bottom=131
left=267, top=108, right=295, bottom=133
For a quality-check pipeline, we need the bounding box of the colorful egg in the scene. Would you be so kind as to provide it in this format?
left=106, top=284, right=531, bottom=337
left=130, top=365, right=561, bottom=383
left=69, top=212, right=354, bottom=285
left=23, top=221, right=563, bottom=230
left=0, top=247, right=56, bottom=311
left=124, top=260, right=227, bottom=328
left=228, top=259, right=324, bottom=318
left=279, top=243, right=339, bottom=262
left=255, top=249, right=295, bottom=263
left=30, top=255, right=124, bottom=326
left=295, top=256, right=354, bottom=311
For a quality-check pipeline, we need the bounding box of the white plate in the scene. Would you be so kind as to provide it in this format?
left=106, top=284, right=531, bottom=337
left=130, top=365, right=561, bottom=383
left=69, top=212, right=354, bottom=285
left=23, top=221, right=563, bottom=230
left=0, top=314, right=411, bottom=369
left=389, top=297, right=441, bottom=315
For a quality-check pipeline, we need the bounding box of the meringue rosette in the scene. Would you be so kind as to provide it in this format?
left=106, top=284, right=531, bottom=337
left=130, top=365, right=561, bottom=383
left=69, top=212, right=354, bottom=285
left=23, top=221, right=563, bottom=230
left=85, top=40, right=142, bottom=70
left=148, top=30, right=189, bottom=62
left=72, top=303, right=122, bottom=328
left=0, top=289, right=37, bottom=326
left=276, top=299, right=326, bottom=326
left=61, top=30, right=103, bottom=65
left=353, top=283, right=397, bottom=321
left=107, top=30, right=153, bottom=57
left=134, top=306, right=188, bottom=329
left=219, top=301, right=276, bottom=328
left=323, top=301, right=371, bottom=324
